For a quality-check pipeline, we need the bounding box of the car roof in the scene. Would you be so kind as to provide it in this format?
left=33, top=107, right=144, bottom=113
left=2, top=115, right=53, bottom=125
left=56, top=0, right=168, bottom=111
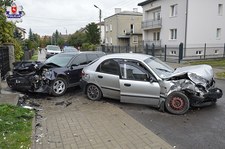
left=57, top=51, right=105, bottom=56
left=100, top=53, right=153, bottom=61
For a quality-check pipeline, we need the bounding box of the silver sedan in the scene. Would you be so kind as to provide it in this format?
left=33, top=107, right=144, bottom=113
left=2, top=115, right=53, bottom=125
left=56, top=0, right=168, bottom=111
left=82, top=53, right=223, bottom=115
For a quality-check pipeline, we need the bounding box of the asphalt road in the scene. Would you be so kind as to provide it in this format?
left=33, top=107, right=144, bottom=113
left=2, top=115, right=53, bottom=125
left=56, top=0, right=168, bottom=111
left=108, top=79, right=225, bottom=149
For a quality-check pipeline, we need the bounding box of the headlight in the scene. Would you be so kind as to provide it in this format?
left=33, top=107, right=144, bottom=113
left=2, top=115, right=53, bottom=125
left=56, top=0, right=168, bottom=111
left=42, top=69, right=53, bottom=79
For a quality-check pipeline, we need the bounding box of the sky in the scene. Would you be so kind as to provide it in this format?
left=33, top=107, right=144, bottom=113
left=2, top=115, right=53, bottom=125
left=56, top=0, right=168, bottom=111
left=14, top=0, right=144, bottom=37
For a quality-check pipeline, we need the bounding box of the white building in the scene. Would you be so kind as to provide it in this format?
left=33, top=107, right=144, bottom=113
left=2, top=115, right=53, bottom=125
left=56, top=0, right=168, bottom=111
left=138, top=0, right=225, bottom=57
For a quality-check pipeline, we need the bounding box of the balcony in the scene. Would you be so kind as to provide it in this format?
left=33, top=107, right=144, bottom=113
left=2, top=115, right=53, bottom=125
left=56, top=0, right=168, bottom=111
left=144, top=40, right=161, bottom=47
left=142, top=19, right=162, bottom=30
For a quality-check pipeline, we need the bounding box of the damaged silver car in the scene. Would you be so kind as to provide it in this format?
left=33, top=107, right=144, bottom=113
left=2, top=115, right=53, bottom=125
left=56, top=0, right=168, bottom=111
left=82, top=53, right=223, bottom=115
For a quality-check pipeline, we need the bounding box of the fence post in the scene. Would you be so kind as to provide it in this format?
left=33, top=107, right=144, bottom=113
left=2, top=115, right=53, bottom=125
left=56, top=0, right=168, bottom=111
left=164, top=45, right=167, bottom=62
left=145, top=44, right=148, bottom=54
left=224, top=43, right=225, bottom=57
left=204, top=43, right=206, bottom=59
left=152, top=43, right=155, bottom=56
left=178, top=42, right=183, bottom=63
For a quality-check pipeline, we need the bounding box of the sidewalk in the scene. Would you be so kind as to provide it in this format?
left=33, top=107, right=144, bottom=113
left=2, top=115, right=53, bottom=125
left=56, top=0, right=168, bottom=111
left=33, top=94, right=173, bottom=149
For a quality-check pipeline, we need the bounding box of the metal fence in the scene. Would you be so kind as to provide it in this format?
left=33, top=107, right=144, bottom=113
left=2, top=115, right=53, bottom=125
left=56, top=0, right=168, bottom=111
left=99, top=43, right=225, bottom=63
left=0, top=46, right=10, bottom=79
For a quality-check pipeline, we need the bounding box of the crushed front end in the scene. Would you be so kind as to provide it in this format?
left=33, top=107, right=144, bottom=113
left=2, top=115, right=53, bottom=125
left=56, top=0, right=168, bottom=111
left=161, top=72, right=223, bottom=107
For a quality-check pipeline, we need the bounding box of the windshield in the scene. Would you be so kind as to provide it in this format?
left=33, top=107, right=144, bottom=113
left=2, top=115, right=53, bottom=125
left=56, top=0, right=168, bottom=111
left=144, top=57, right=174, bottom=78
left=45, top=54, right=74, bottom=67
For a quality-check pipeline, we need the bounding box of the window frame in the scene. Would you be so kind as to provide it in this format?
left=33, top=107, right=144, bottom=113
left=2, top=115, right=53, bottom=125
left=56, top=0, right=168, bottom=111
left=170, top=4, right=178, bottom=17
left=218, top=4, right=223, bottom=16
left=170, top=29, right=177, bottom=40
left=216, top=28, right=221, bottom=39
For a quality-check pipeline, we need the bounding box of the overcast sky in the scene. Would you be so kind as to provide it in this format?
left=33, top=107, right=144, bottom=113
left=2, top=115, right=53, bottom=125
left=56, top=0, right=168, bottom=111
left=14, top=0, right=144, bottom=37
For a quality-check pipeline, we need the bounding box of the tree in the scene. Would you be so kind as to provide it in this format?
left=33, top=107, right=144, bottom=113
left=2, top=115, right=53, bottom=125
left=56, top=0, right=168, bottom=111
left=85, top=23, right=100, bottom=45
left=67, top=31, right=86, bottom=48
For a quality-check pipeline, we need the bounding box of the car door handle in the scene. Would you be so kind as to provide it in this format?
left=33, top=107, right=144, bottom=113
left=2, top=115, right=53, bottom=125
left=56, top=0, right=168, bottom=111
left=98, top=75, right=103, bottom=79
left=124, top=83, right=131, bottom=87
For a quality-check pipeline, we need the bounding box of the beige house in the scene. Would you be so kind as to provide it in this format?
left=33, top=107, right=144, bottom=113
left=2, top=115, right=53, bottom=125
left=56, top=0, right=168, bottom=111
left=104, top=8, right=143, bottom=48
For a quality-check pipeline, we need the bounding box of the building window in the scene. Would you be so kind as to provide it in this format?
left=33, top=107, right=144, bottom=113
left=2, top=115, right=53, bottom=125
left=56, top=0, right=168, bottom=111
left=153, top=32, right=160, bottom=41
left=216, top=28, right=221, bottom=39
left=110, top=37, right=112, bottom=44
left=196, top=50, right=202, bottom=55
left=105, top=37, right=108, bottom=44
left=105, top=25, right=108, bottom=32
left=110, top=24, right=112, bottom=31
left=130, top=24, right=134, bottom=34
left=215, top=49, right=219, bottom=54
left=218, top=4, right=223, bottom=16
left=170, top=50, right=176, bottom=55
left=153, top=10, right=161, bottom=20
left=170, top=29, right=177, bottom=40
left=170, top=4, right=178, bottom=17
left=133, top=36, right=138, bottom=43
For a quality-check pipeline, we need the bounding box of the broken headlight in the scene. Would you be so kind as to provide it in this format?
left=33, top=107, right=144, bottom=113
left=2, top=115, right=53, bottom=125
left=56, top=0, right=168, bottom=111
left=42, top=69, right=53, bottom=79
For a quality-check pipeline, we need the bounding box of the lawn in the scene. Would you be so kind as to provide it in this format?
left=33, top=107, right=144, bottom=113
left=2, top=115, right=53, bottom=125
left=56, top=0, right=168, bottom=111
left=0, top=104, right=34, bottom=149
left=188, top=59, right=225, bottom=68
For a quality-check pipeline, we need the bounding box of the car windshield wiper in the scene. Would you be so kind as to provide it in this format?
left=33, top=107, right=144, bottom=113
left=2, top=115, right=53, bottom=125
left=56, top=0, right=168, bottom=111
left=156, top=68, right=173, bottom=73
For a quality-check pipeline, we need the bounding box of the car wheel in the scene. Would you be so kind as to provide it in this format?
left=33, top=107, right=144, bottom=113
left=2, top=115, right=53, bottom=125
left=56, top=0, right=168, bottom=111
left=51, top=77, right=67, bottom=96
left=165, top=91, right=190, bottom=115
left=86, top=84, right=102, bottom=101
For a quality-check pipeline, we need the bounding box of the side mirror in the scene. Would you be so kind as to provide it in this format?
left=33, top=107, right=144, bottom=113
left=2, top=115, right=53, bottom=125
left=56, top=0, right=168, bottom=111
left=149, top=77, right=155, bottom=83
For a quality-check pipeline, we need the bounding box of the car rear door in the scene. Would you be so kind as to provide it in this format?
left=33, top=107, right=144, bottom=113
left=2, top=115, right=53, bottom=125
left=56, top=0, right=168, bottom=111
left=95, top=59, right=120, bottom=99
left=119, top=61, right=161, bottom=106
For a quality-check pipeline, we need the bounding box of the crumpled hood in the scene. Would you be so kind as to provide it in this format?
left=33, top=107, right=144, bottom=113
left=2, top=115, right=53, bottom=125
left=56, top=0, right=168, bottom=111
left=170, top=64, right=213, bottom=81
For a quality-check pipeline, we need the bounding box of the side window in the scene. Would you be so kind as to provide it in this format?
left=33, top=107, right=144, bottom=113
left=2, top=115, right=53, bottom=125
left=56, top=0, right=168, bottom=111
left=87, top=54, right=98, bottom=63
left=71, top=54, right=87, bottom=66
left=120, top=63, right=149, bottom=81
left=97, top=59, right=119, bottom=75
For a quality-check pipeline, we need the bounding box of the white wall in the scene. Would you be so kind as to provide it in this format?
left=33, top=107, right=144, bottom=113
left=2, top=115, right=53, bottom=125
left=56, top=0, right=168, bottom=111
left=187, top=0, right=225, bottom=46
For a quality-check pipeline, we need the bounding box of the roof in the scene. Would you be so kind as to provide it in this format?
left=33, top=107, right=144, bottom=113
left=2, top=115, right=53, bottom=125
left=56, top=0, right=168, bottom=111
left=105, top=11, right=142, bottom=20
left=138, top=0, right=158, bottom=6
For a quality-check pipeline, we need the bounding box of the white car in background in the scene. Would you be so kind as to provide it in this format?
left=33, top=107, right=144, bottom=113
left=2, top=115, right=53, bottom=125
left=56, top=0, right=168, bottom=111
left=45, top=45, right=61, bottom=59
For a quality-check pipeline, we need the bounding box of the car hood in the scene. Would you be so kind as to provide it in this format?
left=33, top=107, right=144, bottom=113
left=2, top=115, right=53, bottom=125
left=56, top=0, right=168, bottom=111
left=169, top=64, right=213, bottom=81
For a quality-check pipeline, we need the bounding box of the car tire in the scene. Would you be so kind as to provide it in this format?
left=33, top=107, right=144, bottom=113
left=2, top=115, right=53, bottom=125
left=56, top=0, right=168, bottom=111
left=51, top=77, right=67, bottom=96
left=165, top=91, right=190, bottom=115
left=86, top=84, right=102, bottom=101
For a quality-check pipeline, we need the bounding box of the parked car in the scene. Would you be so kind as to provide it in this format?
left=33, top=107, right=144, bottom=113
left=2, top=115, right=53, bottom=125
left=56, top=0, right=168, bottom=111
left=45, top=45, right=61, bottom=59
left=7, top=51, right=105, bottom=96
left=63, top=46, right=78, bottom=53
left=82, top=53, right=223, bottom=115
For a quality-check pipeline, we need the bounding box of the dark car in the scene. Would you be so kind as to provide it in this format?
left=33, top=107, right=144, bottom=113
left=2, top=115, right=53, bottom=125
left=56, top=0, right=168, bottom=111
left=7, top=51, right=105, bottom=96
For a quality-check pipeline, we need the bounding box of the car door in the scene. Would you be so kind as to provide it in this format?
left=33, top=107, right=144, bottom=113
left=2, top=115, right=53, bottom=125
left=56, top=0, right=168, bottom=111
left=68, top=54, right=88, bottom=85
left=119, top=61, right=161, bottom=106
left=95, top=59, right=120, bottom=99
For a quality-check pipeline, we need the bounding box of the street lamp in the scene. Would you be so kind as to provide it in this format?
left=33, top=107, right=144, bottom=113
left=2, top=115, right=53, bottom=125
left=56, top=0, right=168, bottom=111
left=94, top=4, right=102, bottom=23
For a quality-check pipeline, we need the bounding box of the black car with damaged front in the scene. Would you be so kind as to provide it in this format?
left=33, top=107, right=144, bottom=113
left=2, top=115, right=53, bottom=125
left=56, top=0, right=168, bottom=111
left=6, top=52, right=105, bottom=96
